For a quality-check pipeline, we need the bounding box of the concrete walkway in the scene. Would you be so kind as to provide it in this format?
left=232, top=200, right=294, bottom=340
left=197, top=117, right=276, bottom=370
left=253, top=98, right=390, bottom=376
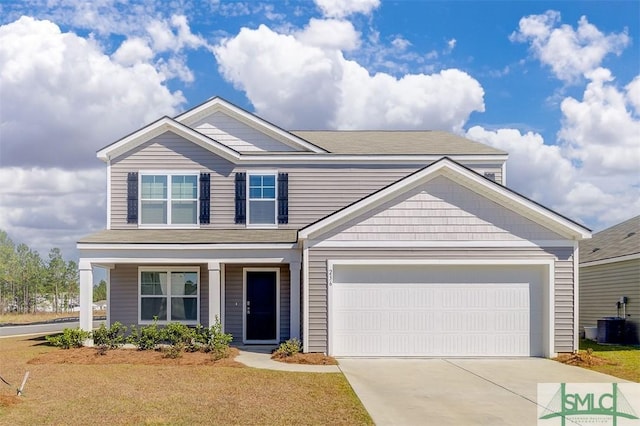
left=235, top=349, right=341, bottom=373
left=338, top=358, right=629, bottom=426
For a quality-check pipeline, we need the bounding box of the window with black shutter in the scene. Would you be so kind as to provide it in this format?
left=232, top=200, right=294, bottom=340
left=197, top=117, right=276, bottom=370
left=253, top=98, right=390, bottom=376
left=127, top=172, right=138, bottom=223
left=199, top=173, right=210, bottom=224
left=235, top=172, right=246, bottom=224
left=277, top=173, right=288, bottom=224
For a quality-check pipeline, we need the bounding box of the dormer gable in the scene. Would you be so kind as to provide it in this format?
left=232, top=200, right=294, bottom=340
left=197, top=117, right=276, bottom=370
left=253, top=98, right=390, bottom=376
left=175, top=97, right=326, bottom=153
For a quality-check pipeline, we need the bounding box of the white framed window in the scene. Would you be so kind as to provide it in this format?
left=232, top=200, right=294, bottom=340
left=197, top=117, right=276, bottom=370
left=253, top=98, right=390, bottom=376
left=138, top=267, right=199, bottom=324
left=247, top=171, right=277, bottom=227
left=140, top=172, right=198, bottom=226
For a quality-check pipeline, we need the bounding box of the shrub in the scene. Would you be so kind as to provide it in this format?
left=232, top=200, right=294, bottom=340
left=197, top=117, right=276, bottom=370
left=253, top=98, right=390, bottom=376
left=272, top=338, right=302, bottom=359
left=162, top=343, right=184, bottom=359
left=93, top=322, right=127, bottom=349
left=127, top=318, right=163, bottom=350
left=162, top=322, right=195, bottom=346
left=194, top=317, right=233, bottom=360
left=46, top=328, right=91, bottom=349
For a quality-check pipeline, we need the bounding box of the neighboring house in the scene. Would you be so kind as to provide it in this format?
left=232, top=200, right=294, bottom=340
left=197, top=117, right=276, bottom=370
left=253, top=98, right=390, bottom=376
left=77, top=97, right=591, bottom=358
left=579, top=216, right=640, bottom=344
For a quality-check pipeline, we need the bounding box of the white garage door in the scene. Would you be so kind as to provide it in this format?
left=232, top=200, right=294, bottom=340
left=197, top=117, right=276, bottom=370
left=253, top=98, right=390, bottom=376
left=330, top=265, right=538, bottom=357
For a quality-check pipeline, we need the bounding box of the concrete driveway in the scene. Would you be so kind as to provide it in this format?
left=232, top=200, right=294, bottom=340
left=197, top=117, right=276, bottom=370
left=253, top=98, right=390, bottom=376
left=338, top=358, right=626, bottom=425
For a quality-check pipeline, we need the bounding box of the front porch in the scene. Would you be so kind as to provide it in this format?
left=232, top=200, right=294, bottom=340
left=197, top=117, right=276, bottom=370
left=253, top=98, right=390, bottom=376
left=77, top=247, right=301, bottom=344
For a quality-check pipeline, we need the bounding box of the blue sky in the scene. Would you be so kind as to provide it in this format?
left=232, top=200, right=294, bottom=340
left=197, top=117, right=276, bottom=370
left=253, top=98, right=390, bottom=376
left=0, top=0, right=638, bottom=264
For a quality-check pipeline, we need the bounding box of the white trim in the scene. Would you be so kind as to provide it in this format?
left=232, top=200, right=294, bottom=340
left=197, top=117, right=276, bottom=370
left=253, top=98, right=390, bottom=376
left=326, top=258, right=555, bottom=357
left=106, top=162, right=111, bottom=230
left=208, top=262, right=221, bottom=327
left=580, top=252, right=640, bottom=268
left=77, top=257, right=294, bottom=265
left=105, top=267, right=111, bottom=327
left=221, top=264, right=226, bottom=331
left=246, top=170, right=278, bottom=228
left=174, top=97, right=327, bottom=154
left=138, top=171, right=200, bottom=227
left=308, top=239, right=576, bottom=248
left=289, top=261, right=301, bottom=340
left=501, top=162, right=507, bottom=185
left=97, top=117, right=241, bottom=163
left=298, top=159, right=590, bottom=241
left=573, top=241, right=579, bottom=352
left=232, top=154, right=508, bottom=165
left=138, top=266, right=200, bottom=325
left=79, top=265, right=94, bottom=333
left=242, top=267, right=280, bottom=344
left=302, top=242, right=310, bottom=353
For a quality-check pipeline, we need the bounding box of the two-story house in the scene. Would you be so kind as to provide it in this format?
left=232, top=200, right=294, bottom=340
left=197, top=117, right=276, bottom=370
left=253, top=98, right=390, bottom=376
left=77, top=97, right=591, bottom=357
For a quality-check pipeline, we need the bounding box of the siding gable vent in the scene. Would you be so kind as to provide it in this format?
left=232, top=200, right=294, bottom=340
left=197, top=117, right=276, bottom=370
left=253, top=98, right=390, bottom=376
left=277, top=172, right=289, bottom=224
left=199, top=173, right=210, bottom=224
left=235, top=172, right=246, bottom=224
left=127, top=172, right=138, bottom=224
left=484, top=172, right=496, bottom=181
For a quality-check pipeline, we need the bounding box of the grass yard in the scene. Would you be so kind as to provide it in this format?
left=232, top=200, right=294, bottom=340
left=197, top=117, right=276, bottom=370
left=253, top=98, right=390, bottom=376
left=0, top=335, right=372, bottom=425
left=0, top=311, right=106, bottom=324
left=557, top=339, right=640, bottom=382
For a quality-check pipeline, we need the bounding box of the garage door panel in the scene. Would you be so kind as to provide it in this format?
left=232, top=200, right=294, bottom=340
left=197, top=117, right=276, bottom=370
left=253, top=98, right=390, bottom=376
left=331, top=281, right=532, bottom=356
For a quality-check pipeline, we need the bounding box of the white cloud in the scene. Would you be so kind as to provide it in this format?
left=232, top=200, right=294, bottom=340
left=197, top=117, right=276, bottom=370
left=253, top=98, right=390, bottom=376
left=214, top=23, right=484, bottom=131
left=296, top=18, right=360, bottom=51
left=511, top=10, right=630, bottom=83
left=112, top=37, right=154, bottom=66
left=391, top=36, right=411, bottom=51
left=315, top=0, right=380, bottom=18
left=0, top=16, right=185, bottom=168
left=0, top=167, right=105, bottom=258
left=446, top=38, right=456, bottom=52
left=465, top=127, right=575, bottom=203
left=147, top=15, right=205, bottom=53
left=558, top=68, right=640, bottom=176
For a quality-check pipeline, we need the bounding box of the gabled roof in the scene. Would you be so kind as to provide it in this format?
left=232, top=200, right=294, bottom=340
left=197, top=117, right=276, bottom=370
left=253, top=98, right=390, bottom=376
left=299, top=157, right=591, bottom=241
left=580, top=215, right=639, bottom=264
left=291, top=130, right=506, bottom=155
left=175, top=97, right=327, bottom=153
left=96, top=116, right=242, bottom=163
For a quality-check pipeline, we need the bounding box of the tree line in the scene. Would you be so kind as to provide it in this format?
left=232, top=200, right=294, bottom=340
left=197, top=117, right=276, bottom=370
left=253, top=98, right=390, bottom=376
left=0, top=230, right=79, bottom=314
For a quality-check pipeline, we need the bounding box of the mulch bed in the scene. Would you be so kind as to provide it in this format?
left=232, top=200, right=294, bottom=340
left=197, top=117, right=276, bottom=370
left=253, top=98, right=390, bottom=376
left=272, top=353, right=338, bottom=365
left=28, top=347, right=244, bottom=367
left=555, top=351, right=614, bottom=367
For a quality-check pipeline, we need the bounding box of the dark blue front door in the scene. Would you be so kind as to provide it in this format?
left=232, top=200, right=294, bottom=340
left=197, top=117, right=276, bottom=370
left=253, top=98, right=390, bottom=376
left=246, top=270, right=277, bottom=341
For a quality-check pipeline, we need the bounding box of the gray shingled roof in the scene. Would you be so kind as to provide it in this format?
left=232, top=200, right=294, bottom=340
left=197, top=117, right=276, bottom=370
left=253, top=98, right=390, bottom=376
left=78, top=229, right=298, bottom=244
left=580, top=216, right=640, bottom=264
left=290, top=130, right=506, bottom=155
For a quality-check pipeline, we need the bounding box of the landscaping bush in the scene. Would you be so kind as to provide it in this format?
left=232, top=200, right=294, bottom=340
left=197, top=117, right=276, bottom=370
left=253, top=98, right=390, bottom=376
left=127, top=318, right=163, bottom=350
left=272, top=338, right=302, bottom=359
left=162, top=322, right=195, bottom=346
left=193, top=317, right=233, bottom=360
left=46, top=328, right=91, bottom=349
left=92, top=322, right=127, bottom=349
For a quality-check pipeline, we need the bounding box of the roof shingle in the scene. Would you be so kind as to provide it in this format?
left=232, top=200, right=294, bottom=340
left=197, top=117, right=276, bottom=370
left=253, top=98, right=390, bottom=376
left=579, top=216, right=640, bottom=264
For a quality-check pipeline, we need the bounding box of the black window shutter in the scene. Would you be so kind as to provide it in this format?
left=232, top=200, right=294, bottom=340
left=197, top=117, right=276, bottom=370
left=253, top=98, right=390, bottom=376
left=199, top=173, right=210, bottom=224
left=235, top=172, right=246, bottom=224
left=127, top=172, right=138, bottom=224
left=277, top=172, right=289, bottom=224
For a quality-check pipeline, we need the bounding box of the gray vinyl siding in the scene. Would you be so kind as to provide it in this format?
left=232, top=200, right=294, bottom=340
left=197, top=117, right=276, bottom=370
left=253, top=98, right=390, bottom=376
left=109, top=264, right=208, bottom=327
left=306, top=247, right=575, bottom=354
left=192, top=111, right=297, bottom=152
left=579, top=259, right=640, bottom=343
left=109, top=132, right=503, bottom=229
left=224, top=264, right=291, bottom=344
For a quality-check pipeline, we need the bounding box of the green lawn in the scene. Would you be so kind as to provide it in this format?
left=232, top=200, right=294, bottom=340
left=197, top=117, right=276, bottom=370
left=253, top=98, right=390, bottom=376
left=578, top=339, right=640, bottom=382
left=0, top=335, right=372, bottom=425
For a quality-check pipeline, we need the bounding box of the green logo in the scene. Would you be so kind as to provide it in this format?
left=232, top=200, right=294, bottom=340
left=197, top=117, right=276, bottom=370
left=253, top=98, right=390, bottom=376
left=539, top=383, right=639, bottom=426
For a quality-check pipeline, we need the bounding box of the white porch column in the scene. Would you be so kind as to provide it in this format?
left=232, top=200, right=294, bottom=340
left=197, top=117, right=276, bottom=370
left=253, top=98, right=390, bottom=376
left=289, top=261, right=301, bottom=339
left=208, top=262, right=221, bottom=326
left=78, top=260, right=93, bottom=333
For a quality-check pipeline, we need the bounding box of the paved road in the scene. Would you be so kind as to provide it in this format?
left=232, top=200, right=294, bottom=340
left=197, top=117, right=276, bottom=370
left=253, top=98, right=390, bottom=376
left=0, top=320, right=105, bottom=337
left=338, top=357, right=629, bottom=426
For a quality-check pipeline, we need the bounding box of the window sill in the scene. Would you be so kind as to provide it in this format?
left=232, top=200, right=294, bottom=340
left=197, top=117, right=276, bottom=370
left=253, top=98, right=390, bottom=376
left=246, top=224, right=279, bottom=229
